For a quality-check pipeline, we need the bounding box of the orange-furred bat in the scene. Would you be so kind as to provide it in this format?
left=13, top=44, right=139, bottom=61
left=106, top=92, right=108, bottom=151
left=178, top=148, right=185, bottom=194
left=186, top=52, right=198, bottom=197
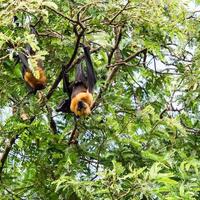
left=56, top=45, right=96, bottom=116
left=17, top=29, right=47, bottom=93
left=18, top=51, right=46, bottom=93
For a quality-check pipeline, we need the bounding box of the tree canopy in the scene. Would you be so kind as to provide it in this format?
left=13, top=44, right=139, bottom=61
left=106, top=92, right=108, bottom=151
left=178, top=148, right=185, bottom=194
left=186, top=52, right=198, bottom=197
left=0, top=0, right=200, bottom=199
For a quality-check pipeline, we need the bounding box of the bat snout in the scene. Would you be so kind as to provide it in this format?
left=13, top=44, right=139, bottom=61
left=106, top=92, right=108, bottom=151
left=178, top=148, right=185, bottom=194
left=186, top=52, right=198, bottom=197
left=77, top=101, right=85, bottom=111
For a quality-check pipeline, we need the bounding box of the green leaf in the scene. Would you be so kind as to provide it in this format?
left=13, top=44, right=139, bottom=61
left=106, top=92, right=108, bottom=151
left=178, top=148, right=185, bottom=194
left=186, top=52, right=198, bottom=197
left=42, top=1, right=58, bottom=10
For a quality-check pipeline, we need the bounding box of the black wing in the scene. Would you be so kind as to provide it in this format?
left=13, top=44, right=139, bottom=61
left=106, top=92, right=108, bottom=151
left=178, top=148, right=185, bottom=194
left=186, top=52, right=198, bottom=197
left=75, top=63, right=87, bottom=86
left=18, top=52, right=29, bottom=78
left=82, top=45, right=96, bottom=93
left=17, top=51, right=37, bottom=93
left=62, top=67, right=72, bottom=95
left=56, top=68, right=73, bottom=113
left=18, top=29, right=38, bottom=76
left=56, top=99, right=71, bottom=113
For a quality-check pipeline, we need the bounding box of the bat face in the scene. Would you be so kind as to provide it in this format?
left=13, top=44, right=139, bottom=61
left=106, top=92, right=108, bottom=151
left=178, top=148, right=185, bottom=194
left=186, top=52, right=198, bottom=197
left=76, top=101, right=91, bottom=116
left=70, top=92, right=93, bottom=116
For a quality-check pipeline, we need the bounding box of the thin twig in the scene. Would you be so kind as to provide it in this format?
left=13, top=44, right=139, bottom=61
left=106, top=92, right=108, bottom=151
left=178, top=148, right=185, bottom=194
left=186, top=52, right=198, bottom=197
left=46, top=105, right=57, bottom=134
left=92, top=48, right=147, bottom=109
left=45, top=6, right=77, bottom=24
left=67, top=47, right=101, bottom=73
left=92, top=26, right=124, bottom=108
left=0, top=135, right=19, bottom=177
left=0, top=54, right=9, bottom=61
left=108, top=26, right=123, bottom=65
left=37, top=30, right=64, bottom=39
left=108, top=1, right=129, bottom=25
left=68, top=117, right=78, bottom=144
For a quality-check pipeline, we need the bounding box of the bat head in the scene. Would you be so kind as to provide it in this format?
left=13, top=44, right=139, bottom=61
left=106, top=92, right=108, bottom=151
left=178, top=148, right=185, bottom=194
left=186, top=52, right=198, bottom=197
left=76, top=100, right=91, bottom=116
left=34, top=83, right=46, bottom=90
left=70, top=91, right=93, bottom=116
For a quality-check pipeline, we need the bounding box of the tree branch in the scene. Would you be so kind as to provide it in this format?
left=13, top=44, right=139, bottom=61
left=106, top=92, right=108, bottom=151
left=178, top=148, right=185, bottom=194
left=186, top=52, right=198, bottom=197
left=67, top=47, right=101, bottom=73
left=46, top=29, right=85, bottom=100
left=0, top=135, right=18, bottom=177
left=108, top=1, right=129, bottom=25
left=108, top=26, right=123, bottom=65
left=68, top=117, right=79, bottom=145
left=92, top=48, right=147, bottom=109
left=45, top=6, right=77, bottom=24
left=92, top=26, right=123, bottom=108
left=46, top=105, right=57, bottom=134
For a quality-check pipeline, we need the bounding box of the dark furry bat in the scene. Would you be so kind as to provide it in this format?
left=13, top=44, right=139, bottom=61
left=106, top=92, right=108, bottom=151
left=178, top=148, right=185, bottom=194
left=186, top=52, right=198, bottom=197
left=56, top=44, right=96, bottom=116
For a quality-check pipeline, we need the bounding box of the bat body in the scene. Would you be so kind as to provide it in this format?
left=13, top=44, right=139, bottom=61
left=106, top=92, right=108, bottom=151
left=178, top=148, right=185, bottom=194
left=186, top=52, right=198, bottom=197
left=18, top=50, right=47, bottom=93
left=70, top=67, right=94, bottom=116
left=56, top=45, right=96, bottom=117
left=13, top=24, right=47, bottom=93
left=23, top=66, right=46, bottom=91
left=18, top=27, right=47, bottom=93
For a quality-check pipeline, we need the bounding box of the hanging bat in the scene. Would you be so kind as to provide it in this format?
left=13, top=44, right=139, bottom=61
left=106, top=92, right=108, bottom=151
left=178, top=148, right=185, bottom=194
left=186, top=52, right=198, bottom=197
left=17, top=28, right=47, bottom=93
left=56, top=44, right=96, bottom=116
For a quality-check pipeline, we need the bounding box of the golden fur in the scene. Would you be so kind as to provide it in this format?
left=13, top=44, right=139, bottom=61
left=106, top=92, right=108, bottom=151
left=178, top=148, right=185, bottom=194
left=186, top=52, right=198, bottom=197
left=24, top=66, right=47, bottom=90
left=70, top=91, right=93, bottom=116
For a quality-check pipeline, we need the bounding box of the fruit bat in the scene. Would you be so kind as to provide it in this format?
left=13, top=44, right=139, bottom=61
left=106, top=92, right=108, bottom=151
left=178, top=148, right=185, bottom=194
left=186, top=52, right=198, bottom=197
left=17, top=28, right=47, bottom=93
left=56, top=44, right=96, bottom=116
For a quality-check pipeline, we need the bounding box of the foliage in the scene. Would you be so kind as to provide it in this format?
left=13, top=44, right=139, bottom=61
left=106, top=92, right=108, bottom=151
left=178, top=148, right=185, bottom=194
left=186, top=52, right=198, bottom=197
left=0, top=0, right=200, bottom=199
